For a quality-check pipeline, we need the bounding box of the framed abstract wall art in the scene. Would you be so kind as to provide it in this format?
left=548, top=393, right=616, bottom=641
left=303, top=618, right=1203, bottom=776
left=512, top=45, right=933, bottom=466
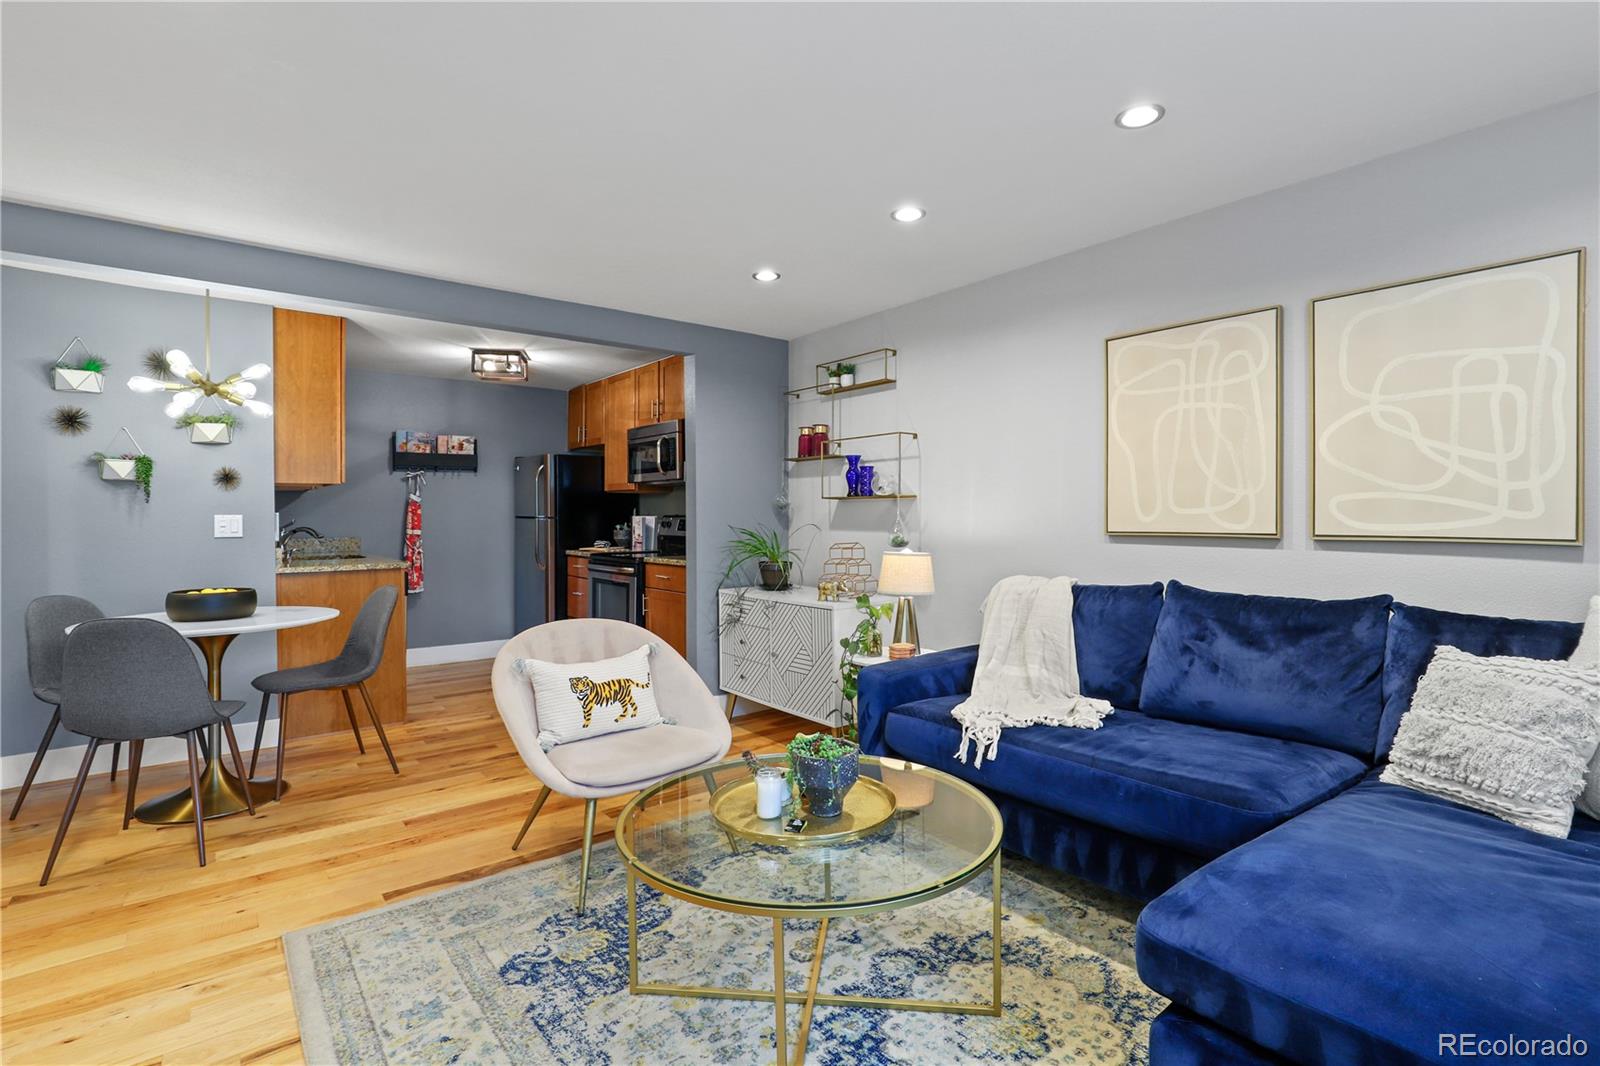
left=1105, top=306, right=1282, bottom=537
left=1311, top=249, right=1584, bottom=544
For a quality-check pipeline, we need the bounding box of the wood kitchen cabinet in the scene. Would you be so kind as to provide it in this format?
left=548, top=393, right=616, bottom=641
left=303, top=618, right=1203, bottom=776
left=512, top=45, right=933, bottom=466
left=273, top=308, right=346, bottom=489
left=275, top=567, right=406, bottom=738
left=602, top=372, right=637, bottom=492
left=567, top=381, right=604, bottom=450
left=631, top=355, right=685, bottom=424
left=565, top=555, right=590, bottom=618
left=643, top=562, right=687, bottom=657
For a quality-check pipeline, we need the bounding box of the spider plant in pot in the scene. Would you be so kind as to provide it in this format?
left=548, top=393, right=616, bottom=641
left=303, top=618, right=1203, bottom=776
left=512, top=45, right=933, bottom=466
left=786, top=732, right=860, bottom=818
left=721, top=525, right=802, bottom=590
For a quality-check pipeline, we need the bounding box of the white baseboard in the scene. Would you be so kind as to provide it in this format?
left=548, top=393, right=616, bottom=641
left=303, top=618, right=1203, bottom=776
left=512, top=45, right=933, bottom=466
left=406, top=640, right=504, bottom=667
left=1, top=717, right=281, bottom=791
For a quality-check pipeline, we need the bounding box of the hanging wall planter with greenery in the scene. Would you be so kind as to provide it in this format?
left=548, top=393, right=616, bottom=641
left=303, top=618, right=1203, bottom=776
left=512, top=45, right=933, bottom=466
left=178, top=410, right=238, bottom=445
left=50, top=337, right=107, bottom=393
left=91, top=427, right=155, bottom=502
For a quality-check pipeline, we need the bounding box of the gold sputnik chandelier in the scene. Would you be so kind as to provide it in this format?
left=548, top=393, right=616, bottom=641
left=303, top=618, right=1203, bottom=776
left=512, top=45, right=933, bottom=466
left=127, top=289, right=273, bottom=418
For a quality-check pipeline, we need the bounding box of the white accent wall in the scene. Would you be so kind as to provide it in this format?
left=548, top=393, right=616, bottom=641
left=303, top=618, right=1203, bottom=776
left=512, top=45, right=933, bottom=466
left=786, top=96, right=1600, bottom=653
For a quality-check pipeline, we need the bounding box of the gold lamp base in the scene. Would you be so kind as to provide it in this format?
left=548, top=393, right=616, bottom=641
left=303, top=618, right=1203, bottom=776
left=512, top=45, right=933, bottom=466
left=891, top=597, right=920, bottom=653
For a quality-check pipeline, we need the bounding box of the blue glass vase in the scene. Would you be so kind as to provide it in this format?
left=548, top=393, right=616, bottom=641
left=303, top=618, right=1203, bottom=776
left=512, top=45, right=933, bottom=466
left=858, top=464, right=874, bottom=496
left=844, top=454, right=862, bottom=496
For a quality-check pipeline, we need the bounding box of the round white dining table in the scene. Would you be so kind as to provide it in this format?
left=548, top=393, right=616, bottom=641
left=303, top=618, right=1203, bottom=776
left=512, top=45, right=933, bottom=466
left=70, top=605, right=339, bottom=824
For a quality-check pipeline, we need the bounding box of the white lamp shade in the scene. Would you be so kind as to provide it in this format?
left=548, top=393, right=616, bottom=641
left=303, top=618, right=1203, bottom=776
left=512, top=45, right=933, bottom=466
left=879, top=550, right=934, bottom=596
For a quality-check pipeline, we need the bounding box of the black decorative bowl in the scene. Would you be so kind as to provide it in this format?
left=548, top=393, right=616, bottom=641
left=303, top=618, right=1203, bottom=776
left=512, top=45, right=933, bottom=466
left=165, top=587, right=257, bottom=623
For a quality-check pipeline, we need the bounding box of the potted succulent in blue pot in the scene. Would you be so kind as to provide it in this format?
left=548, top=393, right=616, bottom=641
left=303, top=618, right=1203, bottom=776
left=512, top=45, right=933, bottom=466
left=786, top=732, right=860, bottom=818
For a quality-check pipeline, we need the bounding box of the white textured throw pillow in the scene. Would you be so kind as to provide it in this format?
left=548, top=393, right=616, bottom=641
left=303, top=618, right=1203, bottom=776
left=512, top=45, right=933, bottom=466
left=1382, top=645, right=1599, bottom=837
left=1570, top=594, right=1600, bottom=819
left=516, top=645, right=664, bottom=751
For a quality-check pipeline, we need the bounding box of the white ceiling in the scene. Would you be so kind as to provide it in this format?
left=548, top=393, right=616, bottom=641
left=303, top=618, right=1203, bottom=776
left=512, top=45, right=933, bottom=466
left=3, top=3, right=1596, bottom=340
left=342, top=307, right=653, bottom=391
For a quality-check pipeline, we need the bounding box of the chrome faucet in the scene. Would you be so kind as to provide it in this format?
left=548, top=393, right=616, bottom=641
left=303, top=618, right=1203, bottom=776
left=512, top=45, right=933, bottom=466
left=278, top=523, right=324, bottom=564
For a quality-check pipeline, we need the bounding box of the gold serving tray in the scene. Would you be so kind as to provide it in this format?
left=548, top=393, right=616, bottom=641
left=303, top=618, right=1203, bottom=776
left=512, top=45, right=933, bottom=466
left=709, top=773, right=897, bottom=847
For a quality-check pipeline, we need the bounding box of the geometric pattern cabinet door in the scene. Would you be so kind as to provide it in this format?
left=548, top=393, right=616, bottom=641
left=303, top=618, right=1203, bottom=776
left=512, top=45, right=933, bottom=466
left=718, top=586, right=889, bottom=727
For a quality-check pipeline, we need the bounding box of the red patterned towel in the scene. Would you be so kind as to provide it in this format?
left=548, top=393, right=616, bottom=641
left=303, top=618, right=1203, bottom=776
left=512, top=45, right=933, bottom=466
left=403, top=491, right=424, bottom=593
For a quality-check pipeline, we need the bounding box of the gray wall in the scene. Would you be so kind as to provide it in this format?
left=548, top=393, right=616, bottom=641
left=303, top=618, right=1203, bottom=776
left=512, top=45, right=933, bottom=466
left=1, top=268, right=277, bottom=756
left=276, top=368, right=568, bottom=649
left=1, top=202, right=789, bottom=692
left=789, top=95, right=1600, bottom=651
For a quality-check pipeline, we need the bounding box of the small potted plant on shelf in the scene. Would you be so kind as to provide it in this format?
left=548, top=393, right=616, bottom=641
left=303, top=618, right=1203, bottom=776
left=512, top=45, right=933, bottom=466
left=786, top=732, right=860, bottom=818
left=837, top=362, right=856, bottom=387
left=177, top=410, right=238, bottom=445
left=721, top=525, right=803, bottom=590
left=92, top=451, right=155, bottom=502
left=826, top=364, right=843, bottom=390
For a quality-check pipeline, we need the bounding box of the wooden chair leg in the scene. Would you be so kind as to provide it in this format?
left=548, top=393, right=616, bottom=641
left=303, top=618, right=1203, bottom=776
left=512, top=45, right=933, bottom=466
left=274, top=695, right=289, bottom=802
left=186, top=731, right=207, bottom=868
left=110, top=742, right=121, bottom=783
left=9, top=708, right=62, bottom=821
left=40, top=738, right=99, bottom=886
left=249, top=692, right=270, bottom=777
left=512, top=785, right=552, bottom=851
left=122, top=739, right=145, bottom=830
left=577, top=798, right=598, bottom=914
left=356, top=681, right=399, bottom=774
left=339, top=688, right=366, bottom=754
left=221, top=720, right=255, bottom=816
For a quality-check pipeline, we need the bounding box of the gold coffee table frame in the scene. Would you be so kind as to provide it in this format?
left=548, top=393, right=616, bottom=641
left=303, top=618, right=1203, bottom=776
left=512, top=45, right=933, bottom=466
left=615, top=756, right=1004, bottom=1066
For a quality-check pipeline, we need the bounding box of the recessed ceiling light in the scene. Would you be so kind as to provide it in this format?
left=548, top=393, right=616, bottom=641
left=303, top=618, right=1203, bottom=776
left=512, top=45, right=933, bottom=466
left=1114, top=103, right=1165, bottom=129
left=890, top=205, right=926, bottom=223
left=752, top=268, right=781, bottom=282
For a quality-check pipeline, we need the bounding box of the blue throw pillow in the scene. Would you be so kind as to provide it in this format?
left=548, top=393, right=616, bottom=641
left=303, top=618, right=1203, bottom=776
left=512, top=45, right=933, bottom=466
left=1139, top=581, right=1392, bottom=759
left=1377, top=602, right=1582, bottom=761
left=1072, top=582, right=1165, bottom=707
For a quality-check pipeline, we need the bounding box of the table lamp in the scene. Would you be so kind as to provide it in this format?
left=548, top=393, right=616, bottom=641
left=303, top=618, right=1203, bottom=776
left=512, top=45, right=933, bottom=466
left=878, top=550, right=934, bottom=654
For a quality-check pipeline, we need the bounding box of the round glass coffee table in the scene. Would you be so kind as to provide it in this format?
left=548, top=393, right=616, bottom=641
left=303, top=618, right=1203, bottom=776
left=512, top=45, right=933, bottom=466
left=614, top=753, right=1004, bottom=1065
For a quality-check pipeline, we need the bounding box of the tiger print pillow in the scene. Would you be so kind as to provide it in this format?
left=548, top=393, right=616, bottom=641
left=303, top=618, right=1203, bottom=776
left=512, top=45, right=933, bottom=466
left=516, top=645, right=665, bottom=750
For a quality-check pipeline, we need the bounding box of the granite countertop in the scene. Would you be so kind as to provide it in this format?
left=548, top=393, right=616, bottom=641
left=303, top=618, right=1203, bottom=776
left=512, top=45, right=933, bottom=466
left=646, top=556, right=687, bottom=568
left=566, top=548, right=687, bottom=568
left=277, top=555, right=406, bottom=575
left=568, top=546, right=635, bottom=556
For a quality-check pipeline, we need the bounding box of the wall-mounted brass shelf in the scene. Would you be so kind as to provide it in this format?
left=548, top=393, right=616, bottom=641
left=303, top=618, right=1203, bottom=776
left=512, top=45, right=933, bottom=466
left=822, top=493, right=919, bottom=501
left=785, top=348, right=897, bottom=399
left=819, top=430, right=918, bottom=501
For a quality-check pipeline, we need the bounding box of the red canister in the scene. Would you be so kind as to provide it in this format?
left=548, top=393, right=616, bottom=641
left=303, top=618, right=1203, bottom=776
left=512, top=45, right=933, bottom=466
left=812, top=423, right=829, bottom=456
left=798, top=426, right=815, bottom=458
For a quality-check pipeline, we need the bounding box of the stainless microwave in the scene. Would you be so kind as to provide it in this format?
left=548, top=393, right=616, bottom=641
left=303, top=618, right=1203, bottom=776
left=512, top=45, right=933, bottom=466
left=627, top=420, right=685, bottom=485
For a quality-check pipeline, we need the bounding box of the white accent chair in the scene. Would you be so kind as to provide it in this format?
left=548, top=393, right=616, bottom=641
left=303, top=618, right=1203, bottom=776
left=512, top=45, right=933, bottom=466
left=491, top=619, right=732, bottom=912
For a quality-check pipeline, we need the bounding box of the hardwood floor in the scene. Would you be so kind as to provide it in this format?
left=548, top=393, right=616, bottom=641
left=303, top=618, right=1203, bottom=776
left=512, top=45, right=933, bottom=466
left=0, top=660, right=799, bottom=1065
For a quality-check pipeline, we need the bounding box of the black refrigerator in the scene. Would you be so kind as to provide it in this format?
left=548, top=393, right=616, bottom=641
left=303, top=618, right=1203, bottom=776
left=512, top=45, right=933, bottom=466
left=513, top=454, right=634, bottom=632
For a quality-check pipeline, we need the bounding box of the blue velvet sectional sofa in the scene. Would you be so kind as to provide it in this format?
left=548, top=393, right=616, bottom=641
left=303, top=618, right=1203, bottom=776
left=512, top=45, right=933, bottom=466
left=856, top=580, right=1597, bottom=1065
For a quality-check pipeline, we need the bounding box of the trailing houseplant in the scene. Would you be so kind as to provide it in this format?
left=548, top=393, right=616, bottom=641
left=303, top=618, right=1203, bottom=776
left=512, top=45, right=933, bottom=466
left=92, top=451, right=155, bottom=502
left=720, top=524, right=803, bottom=590
left=837, top=594, right=894, bottom=739
left=786, top=731, right=861, bottom=818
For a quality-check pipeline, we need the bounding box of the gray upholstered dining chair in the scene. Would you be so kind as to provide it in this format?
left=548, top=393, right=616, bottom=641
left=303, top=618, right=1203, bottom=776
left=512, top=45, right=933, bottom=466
left=42, top=618, right=255, bottom=886
left=490, top=618, right=732, bottom=913
left=249, top=585, right=400, bottom=799
left=12, top=595, right=115, bottom=821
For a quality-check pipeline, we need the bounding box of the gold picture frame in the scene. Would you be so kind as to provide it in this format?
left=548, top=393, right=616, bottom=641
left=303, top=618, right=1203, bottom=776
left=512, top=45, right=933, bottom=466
left=1310, top=249, right=1585, bottom=545
left=1104, top=306, right=1283, bottom=538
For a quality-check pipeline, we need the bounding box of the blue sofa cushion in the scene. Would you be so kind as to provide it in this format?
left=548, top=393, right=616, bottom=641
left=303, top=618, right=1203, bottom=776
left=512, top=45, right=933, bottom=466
left=1150, top=1006, right=1290, bottom=1066
left=1137, top=774, right=1600, bottom=1065
left=883, top=696, right=1366, bottom=858
left=1073, top=581, right=1165, bottom=707
left=1377, top=601, right=1584, bottom=760
left=1139, top=580, right=1392, bottom=759
left=855, top=645, right=979, bottom=757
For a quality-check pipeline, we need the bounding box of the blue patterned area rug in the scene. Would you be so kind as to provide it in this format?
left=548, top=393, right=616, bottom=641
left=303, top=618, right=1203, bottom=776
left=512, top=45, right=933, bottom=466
left=284, top=844, right=1164, bottom=1065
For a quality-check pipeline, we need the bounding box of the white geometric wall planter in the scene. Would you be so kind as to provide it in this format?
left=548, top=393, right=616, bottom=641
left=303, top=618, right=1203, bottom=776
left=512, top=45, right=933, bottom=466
left=99, top=457, right=138, bottom=481
left=53, top=367, right=105, bottom=394
left=189, top=422, right=232, bottom=445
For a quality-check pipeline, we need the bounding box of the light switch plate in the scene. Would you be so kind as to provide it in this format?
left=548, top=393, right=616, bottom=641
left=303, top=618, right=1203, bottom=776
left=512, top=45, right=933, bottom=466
left=214, top=514, right=244, bottom=538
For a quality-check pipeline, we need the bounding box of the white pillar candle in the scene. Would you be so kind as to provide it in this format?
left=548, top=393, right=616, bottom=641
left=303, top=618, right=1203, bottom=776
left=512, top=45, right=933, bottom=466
left=755, top=768, right=787, bottom=819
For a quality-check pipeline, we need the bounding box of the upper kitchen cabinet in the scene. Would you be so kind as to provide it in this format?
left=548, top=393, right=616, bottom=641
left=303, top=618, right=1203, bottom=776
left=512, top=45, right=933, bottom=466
left=658, top=354, right=685, bottom=421
left=567, top=380, right=604, bottom=450
left=602, top=371, right=638, bottom=492
left=631, top=355, right=685, bottom=424
left=274, top=308, right=346, bottom=489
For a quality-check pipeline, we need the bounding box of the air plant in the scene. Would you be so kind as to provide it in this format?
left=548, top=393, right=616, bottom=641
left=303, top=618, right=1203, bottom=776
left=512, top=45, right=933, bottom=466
left=177, top=411, right=240, bottom=429
left=50, top=405, right=91, bottom=436
left=213, top=465, right=242, bottom=491
left=142, top=349, right=174, bottom=381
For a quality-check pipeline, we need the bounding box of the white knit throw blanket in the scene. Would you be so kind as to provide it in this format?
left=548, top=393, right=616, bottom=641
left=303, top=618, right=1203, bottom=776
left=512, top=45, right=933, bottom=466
left=952, top=576, right=1113, bottom=768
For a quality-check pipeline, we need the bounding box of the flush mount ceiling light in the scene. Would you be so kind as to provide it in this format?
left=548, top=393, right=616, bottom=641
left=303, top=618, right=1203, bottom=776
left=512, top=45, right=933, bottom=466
left=1114, top=103, right=1166, bottom=129
left=127, top=289, right=272, bottom=418
left=890, top=205, right=926, bottom=223
left=752, top=268, right=781, bottom=283
left=471, top=348, right=530, bottom=382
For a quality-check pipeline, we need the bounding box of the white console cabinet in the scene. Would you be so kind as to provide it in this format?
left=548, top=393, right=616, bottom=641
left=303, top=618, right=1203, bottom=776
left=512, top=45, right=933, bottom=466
left=718, top=586, right=889, bottom=725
